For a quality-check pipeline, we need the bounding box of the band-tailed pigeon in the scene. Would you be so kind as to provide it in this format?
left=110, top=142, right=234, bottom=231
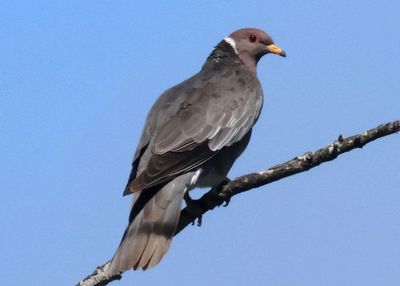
left=107, top=28, right=285, bottom=273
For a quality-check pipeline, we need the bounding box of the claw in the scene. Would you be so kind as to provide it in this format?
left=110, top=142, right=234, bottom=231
left=196, top=215, right=202, bottom=226
left=222, top=196, right=231, bottom=207
left=184, top=191, right=202, bottom=227
left=218, top=178, right=232, bottom=207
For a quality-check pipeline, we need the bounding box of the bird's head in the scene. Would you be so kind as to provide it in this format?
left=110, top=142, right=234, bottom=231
left=225, top=28, right=285, bottom=71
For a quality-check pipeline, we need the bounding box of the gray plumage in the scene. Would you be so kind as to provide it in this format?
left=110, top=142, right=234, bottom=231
left=107, top=28, right=285, bottom=274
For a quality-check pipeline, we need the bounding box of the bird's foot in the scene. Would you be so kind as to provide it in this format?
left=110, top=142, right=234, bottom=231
left=183, top=191, right=194, bottom=206
left=195, top=215, right=202, bottom=227
left=184, top=192, right=203, bottom=227
left=211, top=177, right=232, bottom=207
left=222, top=194, right=231, bottom=207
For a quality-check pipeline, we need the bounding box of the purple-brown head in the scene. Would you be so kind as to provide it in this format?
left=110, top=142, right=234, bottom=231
left=224, top=28, right=285, bottom=71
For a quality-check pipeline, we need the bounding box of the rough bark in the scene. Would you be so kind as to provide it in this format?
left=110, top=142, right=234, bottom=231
left=76, top=120, right=399, bottom=286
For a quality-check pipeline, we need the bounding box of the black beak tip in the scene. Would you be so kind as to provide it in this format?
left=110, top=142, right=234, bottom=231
left=280, top=50, right=287, bottom=58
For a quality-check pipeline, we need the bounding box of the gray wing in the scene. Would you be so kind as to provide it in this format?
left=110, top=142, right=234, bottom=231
left=125, top=69, right=263, bottom=194
left=123, top=82, right=189, bottom=192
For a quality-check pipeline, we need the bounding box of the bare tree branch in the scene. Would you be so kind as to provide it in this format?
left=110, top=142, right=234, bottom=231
left=76, top=120, right=399, bottom=286
left=76, top=262, right=119, bottom=286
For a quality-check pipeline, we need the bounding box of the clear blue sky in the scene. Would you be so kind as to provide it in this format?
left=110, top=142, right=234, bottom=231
left=1, top=1, right=399, bottom=285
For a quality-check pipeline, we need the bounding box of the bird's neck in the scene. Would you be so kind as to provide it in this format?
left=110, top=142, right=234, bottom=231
left=203, top=40, right=257, bottom=73
left=202, top=40, right=242, bottom=70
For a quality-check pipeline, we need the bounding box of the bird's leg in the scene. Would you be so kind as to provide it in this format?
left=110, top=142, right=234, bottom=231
left=183, top=191, right=203, bottom=226
left=183, top=177, right=232, bottom=226
left=214, top=177, right=232, bottom=207
left=183, top=191, right=194, bottom=207
left=207, top=177, right=232, bottom=207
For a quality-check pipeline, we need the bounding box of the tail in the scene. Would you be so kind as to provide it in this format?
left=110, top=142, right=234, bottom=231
left=107, top=177, right=187, bottom=273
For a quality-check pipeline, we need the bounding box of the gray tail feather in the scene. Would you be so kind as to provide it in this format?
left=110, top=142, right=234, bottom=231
left=107, top=178, right=186, bottom=273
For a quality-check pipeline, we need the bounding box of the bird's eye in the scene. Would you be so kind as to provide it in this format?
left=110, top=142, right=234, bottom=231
left=249, top=34, right=257, bottom=43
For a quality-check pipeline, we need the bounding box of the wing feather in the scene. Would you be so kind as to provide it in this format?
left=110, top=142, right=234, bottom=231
left=125, top=67, right=263, bottom=194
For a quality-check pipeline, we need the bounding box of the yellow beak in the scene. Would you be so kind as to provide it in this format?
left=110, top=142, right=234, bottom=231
left=266, top=44, right=286, bottom=57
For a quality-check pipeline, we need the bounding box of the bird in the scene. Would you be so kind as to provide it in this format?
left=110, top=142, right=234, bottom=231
left=107, top=28, right=285, bottom=274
